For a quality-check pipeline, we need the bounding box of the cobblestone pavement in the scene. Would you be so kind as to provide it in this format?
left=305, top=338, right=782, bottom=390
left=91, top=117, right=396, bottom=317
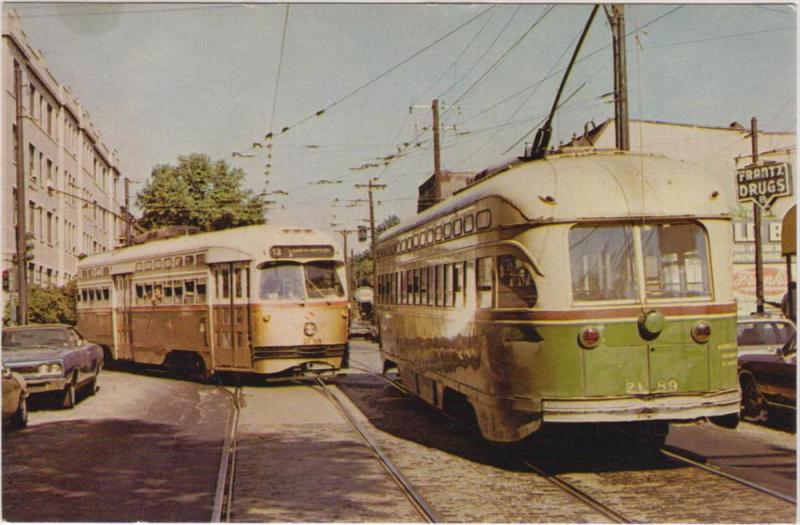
left=334, top=373, right=610, bottom=522
left=337, top=342, right=797, bottom=523
left=230, top=381, right=422, bottom=522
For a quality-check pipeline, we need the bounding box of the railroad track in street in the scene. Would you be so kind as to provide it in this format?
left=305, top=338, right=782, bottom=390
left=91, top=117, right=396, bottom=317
left=313, top=375, right=441, bottom=523
left=212, top=384, right=243, bottom=523
left=349, top=360, right=635, bottom=523
left=346, top=357, right=795, bottom=522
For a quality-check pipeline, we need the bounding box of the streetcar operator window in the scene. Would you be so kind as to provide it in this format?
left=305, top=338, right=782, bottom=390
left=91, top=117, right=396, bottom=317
left=497, top=254, right=537, bottom=308
left=304, top=261, right=344, bottom=299
left=570, top=225, right=637, bottom=302
left=641, top=223, right=710, bottom=299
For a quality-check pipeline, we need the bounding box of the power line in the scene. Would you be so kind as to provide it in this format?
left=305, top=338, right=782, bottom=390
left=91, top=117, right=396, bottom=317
left=268, top=6, right=496, bottom=138
left=646, top=25, right=794, bottom=49
left=447, top=5, right=556, bottom=112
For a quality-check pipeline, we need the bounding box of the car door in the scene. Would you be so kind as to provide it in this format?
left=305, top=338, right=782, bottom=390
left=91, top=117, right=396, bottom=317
left=67, top=327, right=94, bottom=380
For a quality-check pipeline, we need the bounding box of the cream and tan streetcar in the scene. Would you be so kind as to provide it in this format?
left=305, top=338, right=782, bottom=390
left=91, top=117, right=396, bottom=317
left=77, top=225, right=349, bottom=377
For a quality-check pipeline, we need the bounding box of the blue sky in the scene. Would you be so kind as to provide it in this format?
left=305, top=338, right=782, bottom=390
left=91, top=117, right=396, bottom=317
left=6, top=2, right=797, bottom=244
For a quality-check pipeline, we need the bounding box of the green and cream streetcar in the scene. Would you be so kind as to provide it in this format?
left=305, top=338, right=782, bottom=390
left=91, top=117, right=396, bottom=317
left=375, top=151, right=739, bottom=444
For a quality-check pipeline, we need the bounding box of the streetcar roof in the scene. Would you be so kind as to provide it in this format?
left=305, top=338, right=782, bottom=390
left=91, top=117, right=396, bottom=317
left=79, top=224, right=340, bottom=269
left=380, top=151, right=733, bottom=241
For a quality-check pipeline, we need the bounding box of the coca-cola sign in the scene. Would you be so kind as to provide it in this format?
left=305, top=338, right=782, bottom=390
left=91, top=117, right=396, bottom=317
left=732, top=265, right=788, bottom=296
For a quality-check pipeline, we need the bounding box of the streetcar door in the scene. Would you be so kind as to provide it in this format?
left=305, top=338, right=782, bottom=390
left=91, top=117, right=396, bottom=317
left=113, top=273, right=133, bottom=360
left=211, top=263, right=253, bottom=369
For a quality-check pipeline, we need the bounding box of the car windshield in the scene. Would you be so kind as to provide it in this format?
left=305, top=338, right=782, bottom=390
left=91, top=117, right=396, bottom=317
left=2, top=328, right=69, bottom=348
left=737, top=321, right=796, bottom=346
left=258, top=261, right=344, bottom=300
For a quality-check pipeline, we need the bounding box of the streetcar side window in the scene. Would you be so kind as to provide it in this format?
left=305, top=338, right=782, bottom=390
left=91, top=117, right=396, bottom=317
left=174, top=281, right=183, bottom=302
left=497, top=254, right=537, bottom=308
left=454, top=262, right=465, bottom=307
left=184, top=279, right=195, bottom=304
left=476, top=256, right=494, bottom=308
left=135, top=284, right=143, bottom=304
left=420, top=266, right=429, bottom=305
left=641, top=223, right=711, bottom=299
left=435, top=265, right=444, bottom=306
left=444, top=263, right=454, bottom=307
left=164, top=282, right=173, bottom=302
left=569, top=225, right=637, bottom=302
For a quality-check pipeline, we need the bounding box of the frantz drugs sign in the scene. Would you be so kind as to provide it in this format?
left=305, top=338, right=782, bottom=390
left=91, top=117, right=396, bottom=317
left=736, top=162, right=793, bottom=210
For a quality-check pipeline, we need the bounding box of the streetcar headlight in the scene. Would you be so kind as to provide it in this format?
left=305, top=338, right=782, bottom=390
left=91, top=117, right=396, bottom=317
left=578, top=326, right=601, bottom=349
left=691, top=321, right=711, bottom=344
left=304, top=322, right=317, bottom=336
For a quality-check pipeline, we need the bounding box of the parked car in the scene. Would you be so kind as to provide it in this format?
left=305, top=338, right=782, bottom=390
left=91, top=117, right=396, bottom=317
left=736, top=316, right=796, bottom=356
left=348, top=319, right=375, bottom=340
left=1, top=324, right=103, bottom=409
left=738, top=336, right=796, bottom=422
left=2, top=368, right=28, bottom=429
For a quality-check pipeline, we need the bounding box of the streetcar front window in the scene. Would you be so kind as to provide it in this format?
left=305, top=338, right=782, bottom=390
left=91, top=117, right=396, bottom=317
left=258, top=261, right=343, bottom=300
left=304, top=262, right=344, bottom=299
left=642, top=223, right=710, bottom=299
left=570, top=225, right=637, bottom=302
left=258, top=262, right=305, bottom=300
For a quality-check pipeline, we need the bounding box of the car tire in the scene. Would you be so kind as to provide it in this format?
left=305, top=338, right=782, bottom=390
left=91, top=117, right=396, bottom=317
left=741, top=376, right=769, bottom=422
left=10, top=396, right=28, bottom=430
left=87, top=363, right=101, bottom=396
left=62, top=377, right=77, bottom=409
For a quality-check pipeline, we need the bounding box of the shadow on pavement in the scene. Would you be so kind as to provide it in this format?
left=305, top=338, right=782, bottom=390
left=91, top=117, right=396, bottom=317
left=2, top=419, right=222, bottom=522
left=333, top=372, right=684, bottom=476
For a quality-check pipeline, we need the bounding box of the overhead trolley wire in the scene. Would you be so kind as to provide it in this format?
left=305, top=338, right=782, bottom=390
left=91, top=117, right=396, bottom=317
left=445, top=5, right=556, bottom=116
left=270, top=5, right=496, bottom=138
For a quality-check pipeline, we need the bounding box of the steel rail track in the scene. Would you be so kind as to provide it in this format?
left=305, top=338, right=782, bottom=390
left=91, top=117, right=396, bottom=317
left=659, top=444, right=797, bottom=504
left=313, top=375, right=441, bottom=523
left=348, top=361, right=634, bottom=523
left=212, top=385, right=242, bottom=523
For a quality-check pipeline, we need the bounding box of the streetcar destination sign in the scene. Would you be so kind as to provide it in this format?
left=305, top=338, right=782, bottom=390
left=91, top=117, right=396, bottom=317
left=736, top=162, right=793, bottom=210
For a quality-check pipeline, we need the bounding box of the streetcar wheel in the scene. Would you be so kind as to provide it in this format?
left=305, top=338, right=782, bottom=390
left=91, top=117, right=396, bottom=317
left=10, top=396, right=28, bottom=429
left=62, top=377, right=77, bottom=409
left=742, top=377, right=769, bottom=422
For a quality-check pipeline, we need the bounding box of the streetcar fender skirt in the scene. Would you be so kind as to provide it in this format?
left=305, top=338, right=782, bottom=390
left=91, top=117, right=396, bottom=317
left=541, top=389, right=740, bottom=422
left=253, top=357, right=342, bottom=375
left=471, top=397, right=542, bottom=442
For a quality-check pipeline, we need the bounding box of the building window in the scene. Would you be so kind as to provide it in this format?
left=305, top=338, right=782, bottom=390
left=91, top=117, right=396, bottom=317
left=46, top=211, right=52, bottom=244
left=47, top=104, right=53, bottom=135
left=28, top=144, right=35, bottom=183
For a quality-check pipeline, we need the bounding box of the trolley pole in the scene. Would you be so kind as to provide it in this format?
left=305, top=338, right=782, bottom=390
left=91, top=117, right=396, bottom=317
left=14, top=61, right=28, bottom=325
left=751, top=117, right=765, bottom=314
left=606, top=4, right=630, bottom=151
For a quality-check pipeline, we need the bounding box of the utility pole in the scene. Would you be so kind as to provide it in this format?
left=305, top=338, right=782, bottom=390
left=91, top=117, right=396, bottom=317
left=123, top=178, right=131, bottom=245
left=606, top=4, right=630, bottom=151
left=355, top=179, right=386, bottom=338
left=335, top=228, right=354, bottom=302
left=432, top=98, right=442, bottom=203
left=14, top=61, right=28, bottom=324
left=751, top=116, right=765, bottom=314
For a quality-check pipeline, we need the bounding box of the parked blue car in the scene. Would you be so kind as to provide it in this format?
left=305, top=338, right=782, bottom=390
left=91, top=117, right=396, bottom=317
left=1, top=324, right=103, bottom=409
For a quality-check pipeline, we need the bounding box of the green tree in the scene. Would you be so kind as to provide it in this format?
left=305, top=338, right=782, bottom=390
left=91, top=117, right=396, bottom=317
left=26, top=282, right=77, bottom=325
left=137, top=153, right=266, bottom=232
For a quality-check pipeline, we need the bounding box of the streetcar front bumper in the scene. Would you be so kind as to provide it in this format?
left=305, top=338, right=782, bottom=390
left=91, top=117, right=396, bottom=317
left=541, top=389, right=740, bottom=422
